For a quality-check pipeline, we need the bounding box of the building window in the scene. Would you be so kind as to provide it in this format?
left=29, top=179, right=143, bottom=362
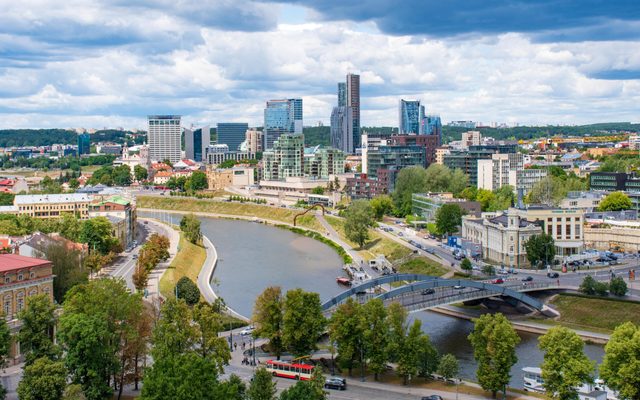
left=556, top=224, right=562, bottom=237
left=17, top=273, right=23, bottom=281
left=29, top=271, right=35, bottom=279
left=575, top=224, right=581, bottom=239
left=4, top=276, right=9, bottom=284
left=3, top=296, right=11, bottom=316
left=17, top=294, right=24, bottom=312
left=29, top=289, right=37, bottom=296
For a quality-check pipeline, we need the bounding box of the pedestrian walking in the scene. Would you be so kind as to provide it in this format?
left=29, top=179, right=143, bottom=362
left=234, top=342, right=237, bottom=351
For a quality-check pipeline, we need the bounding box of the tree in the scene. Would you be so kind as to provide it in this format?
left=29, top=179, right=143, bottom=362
left=579, top=275, right=598, bottom=295
left=538, top=327, right=594, bottom=400
left=0, top=192, right=14, bottom=206
left=134, top=165, right=148, bottom=182
left=386, top=302, right=408, bottom=363
left=41, top=241, right=87, bottom=303
left=68, top=178, right=80, bottom=189
left=435, top=203, right=463, bottom=236
left=362, top=299, right=389, bottom=380
left=468, top=313, right=520, bottom=398
left=599, top=191, right=632, bottom=211
left=80, top=217, right=119, bottom=255
left=176, top=276, right=200, bottom=305
left=437, top=354, right=459, bottom=381
left=527, top=175, right=586, bottom=206
left=393, top=166, right=428, bottom=216
left=190, top=170, right=208, bottom=191
left=397, top=320, right=422, bottom=385
left=460, top=258, right=472, bottom=271
left=600, top=322, right=640, bottom=400
left=17, top=357, right=68, bottom=400
left=524, top=233, right=555, bottom=268
left=253, top=287, right=284, bottom=359
left=424, top=164, right=452, bottom=193
left=416, top=334, right=439, bottom=380
left=609, top=276, right=628, bottom=296
left=180, top=214, right=202, bottom=244
left=0, top=317, right=11, bottom=399
left=482, top=264, right=495, bottom=275
left=18, top=294, right=60, bottom=365
left=62, top=384, right=87, bottom=400
left=448, top=169, right=469, bottom=197
left=343, top=199, right=376, bottom=249
left=311, top=186, right=325, bottom=195
left=278, top=368, right=326, bottom=400
left=329, top=298, right=365, bottom=376
left=192, top=302, right=230, bottom=363
left=370, top=195, right=394, bottom=220
left=247, top=368, right=277, bottom=400
left=282, top=289, right=326, bottom=357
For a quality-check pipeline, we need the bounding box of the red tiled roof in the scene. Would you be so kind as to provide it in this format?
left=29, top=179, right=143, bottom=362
left=0, top=254, right=51, bottom=272
left=0, top=179, right=15, bottom=186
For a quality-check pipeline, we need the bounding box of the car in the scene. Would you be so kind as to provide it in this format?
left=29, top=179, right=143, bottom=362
left=132, top=254, right=138, bottom=259
left=422, top=396, right=443, bottom=400
left=496, top=269, right=509, bottom=275
left=472, top=265, right=481, bottom=271
left=522, top=276, right=533, bottom=282
left=324, top=377, right=347, bottom=390
left=240, top=326, right=255, bottom=336
left=426, top=248, right=435, bottom=255
left=547, top=272, right=559, bottom=278
left=398, top=232, right=404, bottom=237
left=423, top=235, right=429, bottom=239
left=453, top=285, right=464, bottom=290
left=421, top=288, right=436, bottom=295
left=492, top=278, right=504, bottom=284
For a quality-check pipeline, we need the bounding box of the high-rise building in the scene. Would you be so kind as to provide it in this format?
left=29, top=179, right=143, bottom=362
left=263, top=99, right=303, bottom=150
left=185, top=126, right=210, bottom=162
left=305, top=148, right=346, bottom=179
left=330, top=106, right=354, bottom=153
left=77, top=133, right=90, bottom=156
left=245, top=129, right=263, bottom=154
left=338, top=82, right=347, bottom=107
left=346, top=73, right=360, bottom=149
left=423, top=115, right=442, bottom=140
left=262, top=134, right=305, bottom=181
left=399, top=99, right=424, bottom=134
left=148, top=115, right=182, bottom=163
left=217, top=123, right=249, bottom=152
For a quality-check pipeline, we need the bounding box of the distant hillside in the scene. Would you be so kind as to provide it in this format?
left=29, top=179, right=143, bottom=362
left=0, top=129, right=143, bottom=147
left=303, top=126, right=330, bottom=146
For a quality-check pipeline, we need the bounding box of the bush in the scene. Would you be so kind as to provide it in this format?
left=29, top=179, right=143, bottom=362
left=609, top=276, right=628, bottom=296
left=176, top=276, right=200, bottom=305
left=460, top=258, right=472, bottom=271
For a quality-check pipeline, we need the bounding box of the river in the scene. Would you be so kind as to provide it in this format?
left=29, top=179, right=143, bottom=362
left=141, top=212, right=604, bottom=387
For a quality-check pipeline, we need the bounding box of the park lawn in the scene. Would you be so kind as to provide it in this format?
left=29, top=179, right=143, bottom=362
left=396, top=257, right=449, bottom=277
left=159, top=233, right=207, bottom=299
left=548, top=294, right=640, bottom=333
left=138, top=196, right=322, bottom=231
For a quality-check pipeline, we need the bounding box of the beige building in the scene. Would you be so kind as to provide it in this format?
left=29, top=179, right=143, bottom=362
left=462, top=210, right=542, bottom=267
left=206, top=166, right=255, bottom=191
left=435, top=147, right=451, bottom=165
left=515, top=206, right=584, bottom=256
left=245, top=129, right=263, bottom=154
left=584, top=220, right=640, bottom=252
left=14, top=193, right=91, bottom=219
left=462, top=131, right=482, bottom=149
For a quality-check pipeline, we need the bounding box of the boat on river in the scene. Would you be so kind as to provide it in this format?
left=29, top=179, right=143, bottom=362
left=336, top=277, right=352, bottom=286
left=523, top=367, right=618, bottom=400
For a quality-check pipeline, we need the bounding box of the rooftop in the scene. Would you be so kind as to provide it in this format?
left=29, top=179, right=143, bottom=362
left=0, top=254, right=51, bottom=272
left=14, top=193, right=92, bottom=205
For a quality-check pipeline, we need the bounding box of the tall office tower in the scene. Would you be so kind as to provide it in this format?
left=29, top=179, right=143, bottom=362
left=346, top=74, right=360, bottom=149
left=330, top=106, right=354, bottom=153
left=217, top=123, right=249, bottom=152
left=263, top=99, right=303, bottom=150
left=185, top=125, right=211, bottom=162
left=338, top=82, right=347, bottom=107
left=423, top=115, right=442, bottom=142
left=399, top=99, right=425, bottom=134
left=245, top=129, right=263, bottom=154
left=148, top=115, right=182, bottom=163
left=77, top=133, right=90, bottom=155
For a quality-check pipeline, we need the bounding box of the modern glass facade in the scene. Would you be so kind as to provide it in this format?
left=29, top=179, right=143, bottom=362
left=262, top=134, right=305, bottom=181
left=77, top=133, right=90, bottom=156
left=399, top=100, right=424, bottom=134
left=338, top=83, right=346, bottom=107
left=264, top=99, right=303, bottom=150
left=305, top=148, right=346, bottom=179
left=217, top=123, right=249, bottom=152
left=330, top=106, right=354, bottom=154
left=346, top=74, right=360, bottom=149
left=423, top=115, right=442, bottom=140
left=366, top=145, right=426, bottom=179
left=185, top=126, right=210, bottom=162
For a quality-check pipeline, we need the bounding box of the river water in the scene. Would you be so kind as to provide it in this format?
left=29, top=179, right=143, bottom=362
left=140, top=212, right=604, bottom=387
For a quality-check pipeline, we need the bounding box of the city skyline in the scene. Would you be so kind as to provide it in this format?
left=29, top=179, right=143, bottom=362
left=0, top=1, right=639, bottom=130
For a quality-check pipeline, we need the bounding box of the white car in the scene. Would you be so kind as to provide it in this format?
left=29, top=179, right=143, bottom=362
left=240, top=326, right=255, bottom=336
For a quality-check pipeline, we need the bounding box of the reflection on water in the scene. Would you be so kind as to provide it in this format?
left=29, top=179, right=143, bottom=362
left=139, top=212, right=604, bottom=388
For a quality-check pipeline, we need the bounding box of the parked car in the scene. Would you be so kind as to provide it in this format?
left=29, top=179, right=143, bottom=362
left=547, top=272, right=560, bottom=278
left=425, top=248, right=435, bottom=255
left=422, top=396, right=443, bottom=400
left=522, top=276, right=533, bottom=282
left=240, top=326, right=255, bottom=336
left=324, top=377, right=347, bottom=390
left=421, top=288, right=436, bottom=295
left=492, top=278, right=504, bottom=284
left=453, top=285, right=464, bottom=290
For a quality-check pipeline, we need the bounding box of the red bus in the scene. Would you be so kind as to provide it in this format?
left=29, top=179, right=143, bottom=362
left=265, top=360, right=314, bottom=380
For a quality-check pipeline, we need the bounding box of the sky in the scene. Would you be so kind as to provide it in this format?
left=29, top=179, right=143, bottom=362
left=0, top=0, right=639, bottom=130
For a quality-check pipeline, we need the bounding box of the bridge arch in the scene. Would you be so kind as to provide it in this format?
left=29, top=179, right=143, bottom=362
left=293, top=204, right=326, bottom=226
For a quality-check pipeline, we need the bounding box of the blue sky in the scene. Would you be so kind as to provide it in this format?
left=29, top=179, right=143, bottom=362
left=0, top=0, right=638, bottom=129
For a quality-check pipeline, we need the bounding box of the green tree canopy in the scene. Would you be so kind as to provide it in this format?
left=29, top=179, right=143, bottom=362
left=609, top=276, right=628, bottom=296
left=176, top=276, right=200, bottom=305
left=343, top=199, right=376, bottom=249
left=538, top=326, right=594, bottom=400
left=18, top=294, right=60, bottom=365
left=362, top=299, right=389, bottom=381
left=329, top=298, right=365, bottom=376
left=134, top=164, right=148, bottom=182
left=190, top=170, right=208, bottom=190
left=435, top=203, right=463, bottom=236
left=252, top=287, right=284, bottom=359
left=180, top=214, right=202, bottom=244
left=598, top=191, right=632, bottom=211
left=247, top=367, right=277, bottom=400
left=17, top=357, right=68, bottom=400
left=370, top=195, right=394, bottom=220
left=282, top=289, right=326, bottom=357
left=600, top=322, right=640, bottom=400
left=437, top=353, right=459, bottom=380
left=524, top=233, right=555, bottom=268
left=80, top=216, right=119, bottom=255
left=468, top=313, right=520, bottom=398
left=393, top=166, right=428, bottom=216
left=311, top=186, right=325, bottom=195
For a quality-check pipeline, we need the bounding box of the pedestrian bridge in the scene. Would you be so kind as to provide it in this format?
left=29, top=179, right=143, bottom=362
left=321, top=274, right=560, bottom=316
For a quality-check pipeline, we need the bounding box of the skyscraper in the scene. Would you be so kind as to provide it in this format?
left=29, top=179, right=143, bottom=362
left=330, top=106, right=353, bottom=153
left=185, top=125, right=210, bottom=162
left=148, top=115, right=182, bottom=163
left=263, top=99, right=303, bottom=150
left=423, top=115, right=442, bottom=141
left=217, top=123, right=249, bottom=152
left=346, top=73, right=360, bottom=149
left=338, top=82, right=347, bottom=107
left=399, top=99, right=425, bottom=134
left=77, top=133, right=90, bottom=156
left=262, top=134, right=305, bottom=181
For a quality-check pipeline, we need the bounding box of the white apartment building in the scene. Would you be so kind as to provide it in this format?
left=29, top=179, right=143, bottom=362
left=461, top=131, right=482, bottom=149
left=148, top=115, right=182, bottom=163
left=476, top=153, right=524, bottom=192
left=629, top=135, right=640, bottom=151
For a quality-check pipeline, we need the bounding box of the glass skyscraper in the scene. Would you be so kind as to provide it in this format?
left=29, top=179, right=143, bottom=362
left=263, top=99, right=303, bottom=150
left=346, top=74, right=360, bottom=149
left=185, top=126, right=210, bottom=162
left=77, top=133, right=90, bottom=156
left=217, top=122, right=249, bottom=152
left=399, top=99, right=425, bottom=134
left=338, top=82, right=347, bottom=107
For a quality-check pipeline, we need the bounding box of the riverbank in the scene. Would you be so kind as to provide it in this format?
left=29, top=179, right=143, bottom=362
left=159, top=233, right=207, bottom=299
left=431, top=304, right=610, bottom=344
